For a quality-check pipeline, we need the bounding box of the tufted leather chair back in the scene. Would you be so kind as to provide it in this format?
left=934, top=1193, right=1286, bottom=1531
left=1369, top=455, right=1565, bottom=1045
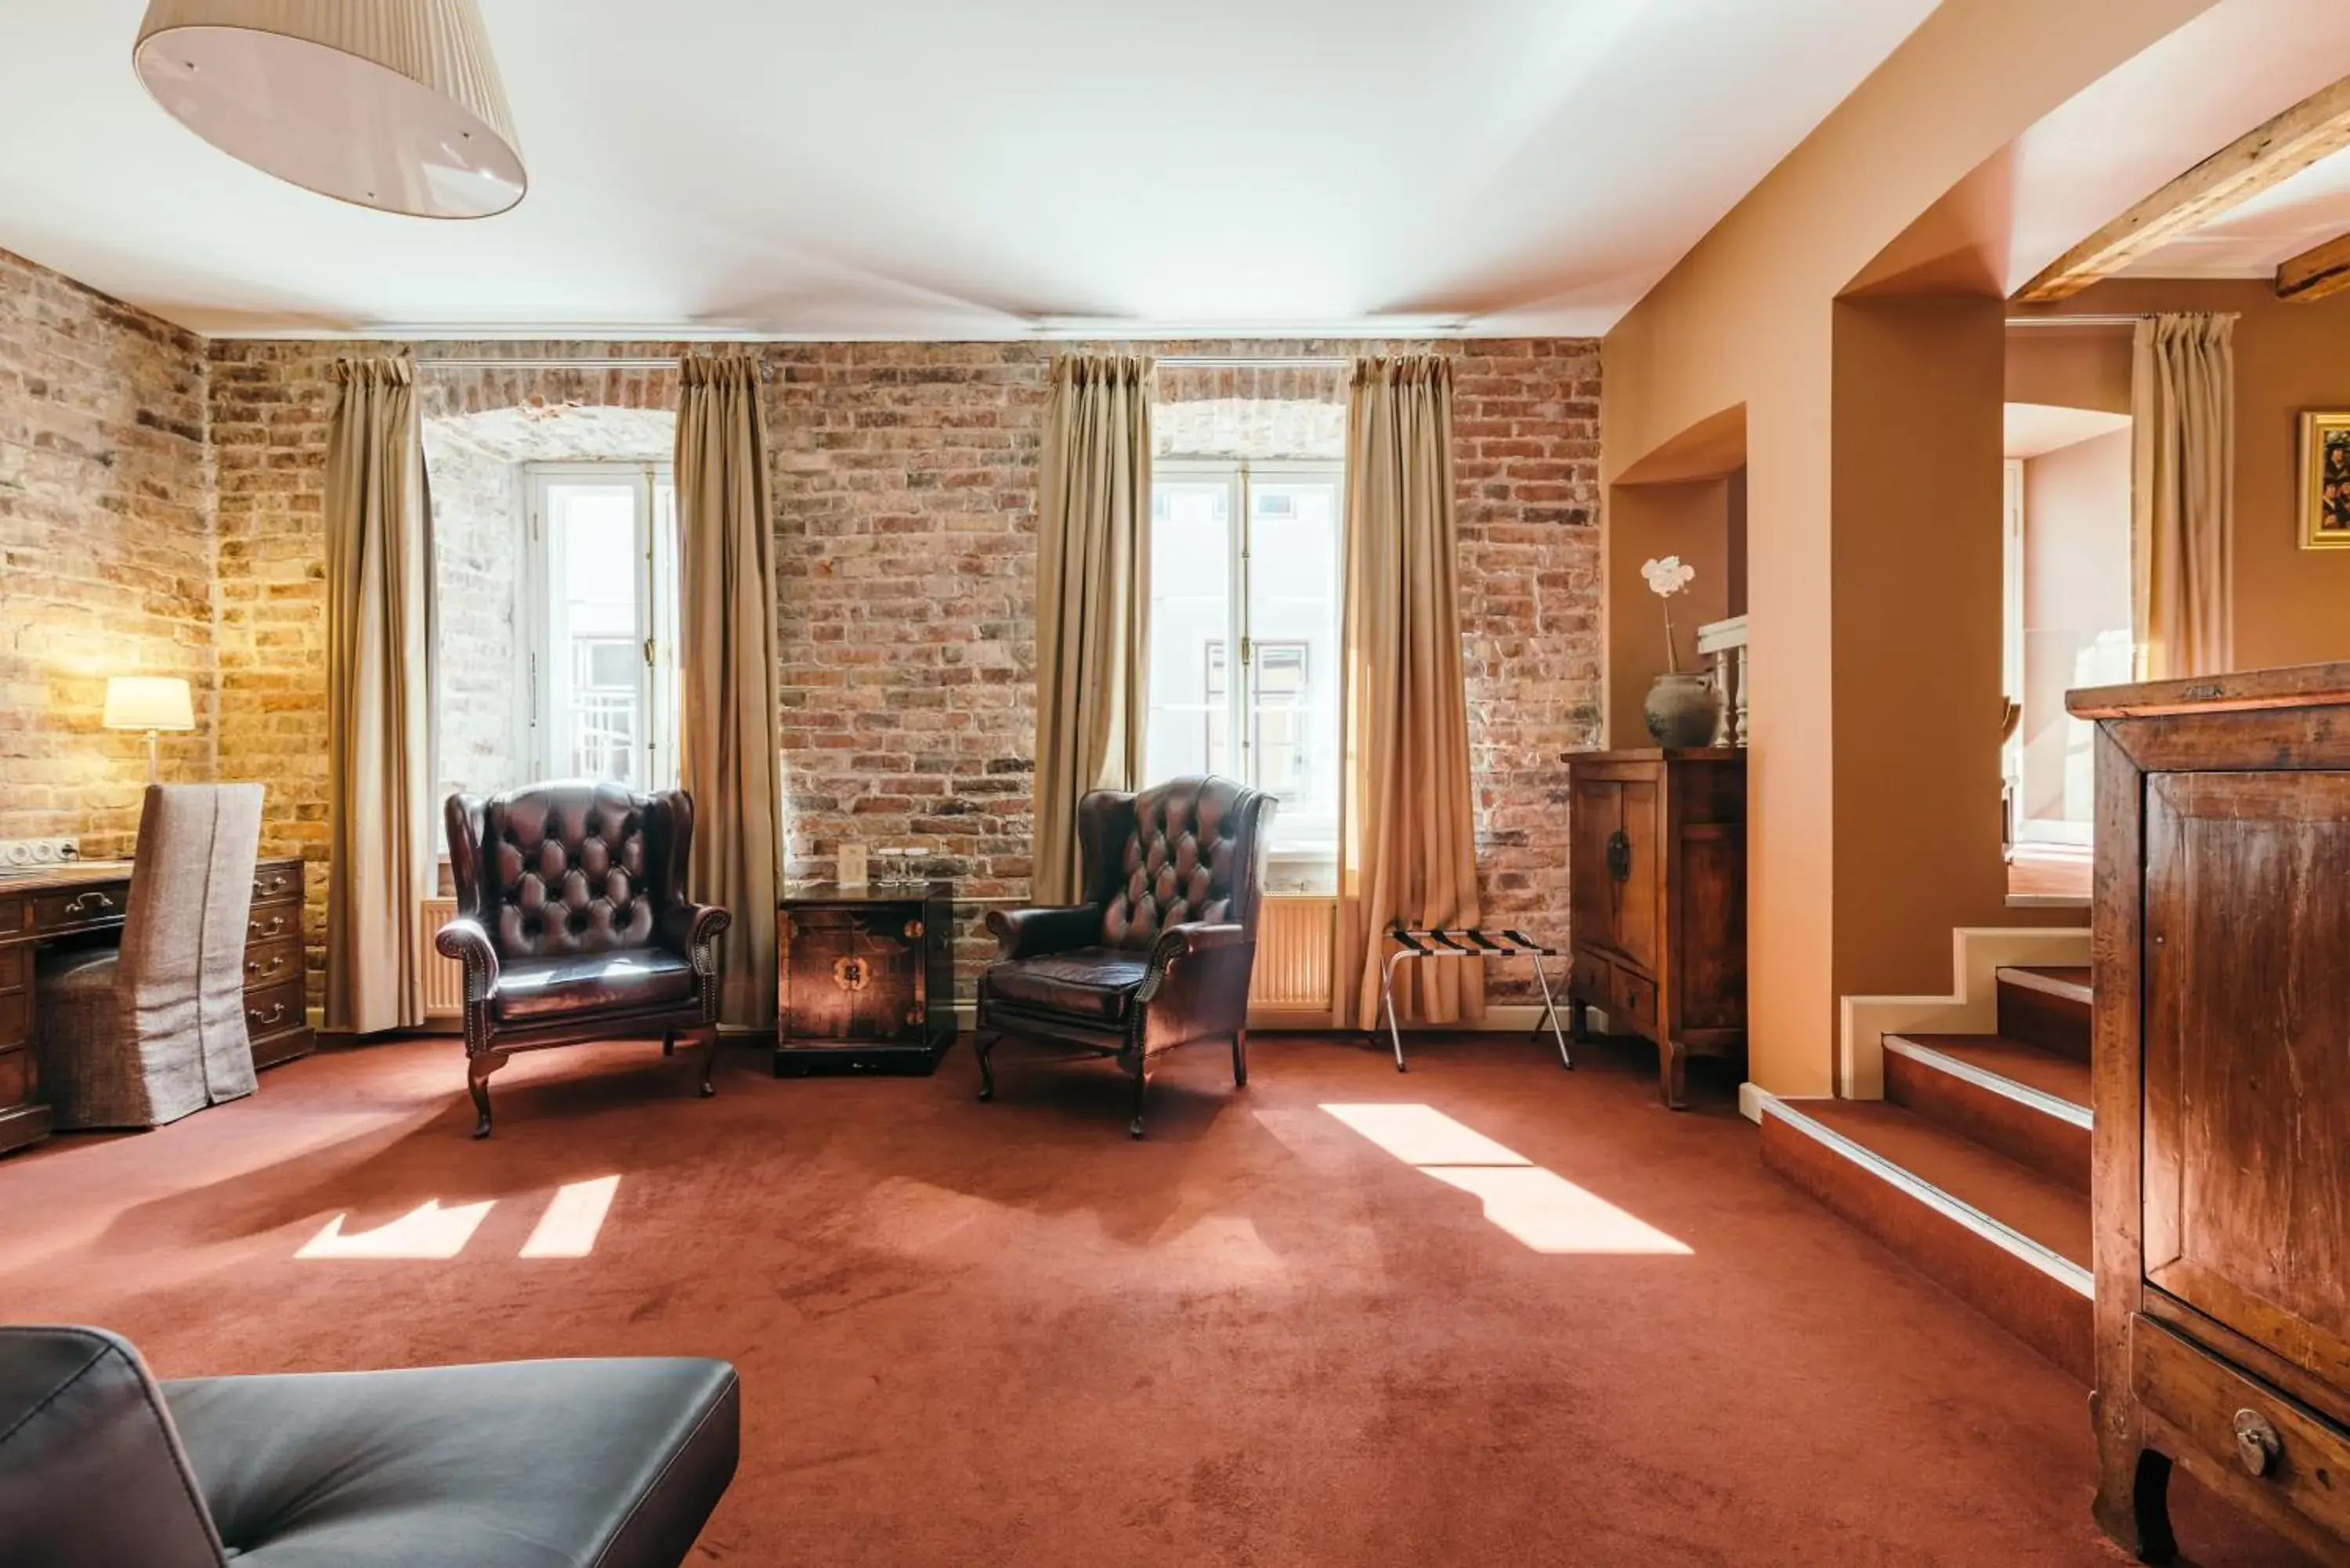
left=1076, top=776, right=1274, bottom=952
left=446, top=783, right=692, bottom=960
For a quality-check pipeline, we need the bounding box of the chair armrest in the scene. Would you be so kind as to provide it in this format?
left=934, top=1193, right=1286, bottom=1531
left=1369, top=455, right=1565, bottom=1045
left=657, top=904, right=733, bottom=977
left=985, top=904, right=1102, bottom=959
left=1136, top=922, right=1249, bottom=1001
left=433, top=917, right=501, bottom=1003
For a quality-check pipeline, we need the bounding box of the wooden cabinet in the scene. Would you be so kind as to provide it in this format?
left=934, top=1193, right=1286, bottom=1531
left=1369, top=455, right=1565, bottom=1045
left=1565, top=749, right=1745, bottom=1107
left=0, top=855, right=313, bottom=1156
left=776, top=883, right=953, bottom=1077
left=2072, top=663, right=2350, bottom=1566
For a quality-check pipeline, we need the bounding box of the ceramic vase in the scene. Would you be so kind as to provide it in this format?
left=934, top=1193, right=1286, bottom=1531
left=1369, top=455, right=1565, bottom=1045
left=1643, top=670, right=1717, bottom=748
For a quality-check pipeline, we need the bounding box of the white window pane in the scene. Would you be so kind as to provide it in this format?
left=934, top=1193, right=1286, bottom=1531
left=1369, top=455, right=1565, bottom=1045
left=1246, top=479, right=1341, bottom=860
left=548, top=482, right=643, bottom=788
left=1146, top=479, right=1232, bottom=787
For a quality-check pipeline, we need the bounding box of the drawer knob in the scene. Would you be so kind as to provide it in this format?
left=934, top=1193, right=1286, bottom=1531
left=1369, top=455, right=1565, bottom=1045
left=2232, top=1409, right=2281, bottom=1478
left=1605, top=830, right=1632, bottom=883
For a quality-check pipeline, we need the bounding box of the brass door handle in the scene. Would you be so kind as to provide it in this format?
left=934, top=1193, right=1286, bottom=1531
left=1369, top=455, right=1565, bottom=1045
left=2232, top=1409, right=2280, bottom=1478
left=1605, top=830, right=1632, bottom=883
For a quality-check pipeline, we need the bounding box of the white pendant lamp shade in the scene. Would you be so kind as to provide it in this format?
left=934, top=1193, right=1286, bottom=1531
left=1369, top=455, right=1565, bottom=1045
left=133, top=0, right=526, bottom=219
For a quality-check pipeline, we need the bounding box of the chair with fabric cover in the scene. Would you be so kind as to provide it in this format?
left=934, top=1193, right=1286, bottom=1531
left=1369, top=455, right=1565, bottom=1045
left=976, top=775, right=1274, bottom=1137
left=34, top=784, right=265, bottom=1129
left=0, top=1324, right=740, bottom=1568
left=436, top=782, right=730, bottom=1138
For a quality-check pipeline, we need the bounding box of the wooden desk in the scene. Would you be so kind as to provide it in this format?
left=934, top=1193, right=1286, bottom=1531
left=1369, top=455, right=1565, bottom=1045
left=0, top=856, right=313, bottom=1154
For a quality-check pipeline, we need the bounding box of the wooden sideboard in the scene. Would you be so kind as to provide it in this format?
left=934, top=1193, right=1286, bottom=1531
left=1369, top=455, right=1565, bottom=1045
left=776, top=883, right=954, bottom=1076
left=0, top=855, right=313, bottom=1155
left=2070, top=664, right=2350, bottom=1566
left=1565, top=749, right=1746, bottom=1108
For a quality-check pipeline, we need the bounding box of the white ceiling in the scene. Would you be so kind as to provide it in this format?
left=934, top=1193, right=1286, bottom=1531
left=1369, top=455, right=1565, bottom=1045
left=2004, top=403, right=2130, bottom=461
left=2122, top=146, right=2350, bottom=279
left=0, top=0, right=1937, bottom=339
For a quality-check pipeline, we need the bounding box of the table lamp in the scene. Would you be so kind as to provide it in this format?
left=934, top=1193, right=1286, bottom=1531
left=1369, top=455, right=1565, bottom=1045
left=103, top=676, right=196, bottom=783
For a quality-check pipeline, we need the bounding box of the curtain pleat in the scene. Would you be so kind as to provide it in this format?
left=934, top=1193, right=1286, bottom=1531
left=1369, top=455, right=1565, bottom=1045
left=1338, top=356, right=1483, bottom=1028
left=324, top=356, right=432, bottom=1034
left=675, top=356, right=783, bottom=1030
left=1031, top=354, right=1152, bottom=905
left=2131, top=314, right=2235, bottom=680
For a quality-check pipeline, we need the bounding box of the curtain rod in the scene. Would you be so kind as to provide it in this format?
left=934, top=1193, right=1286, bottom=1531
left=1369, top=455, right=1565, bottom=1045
left=2005, top=315, right=2144, bottom=328
left=417, top=356, right=682, bottom=370
left=1155, top=356, right=1354, bottom=370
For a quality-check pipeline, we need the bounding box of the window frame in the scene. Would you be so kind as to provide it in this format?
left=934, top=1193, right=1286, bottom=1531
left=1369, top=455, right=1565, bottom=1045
left=1151, top=456, right=1344, bottom=869
left=520, top=461, right=680, bottom=791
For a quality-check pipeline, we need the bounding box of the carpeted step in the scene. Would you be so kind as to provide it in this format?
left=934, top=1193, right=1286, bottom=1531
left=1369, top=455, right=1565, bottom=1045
left=1883, top=1033, right=2091, bottom=1191
left=1994, top=966, right=2092, bottom=1063
left=1758, top=1095, right=2092, bottom=1381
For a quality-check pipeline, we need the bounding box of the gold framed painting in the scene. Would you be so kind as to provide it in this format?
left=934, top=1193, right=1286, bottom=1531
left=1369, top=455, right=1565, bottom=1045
left=2299, top=411, right=2350, bottom=549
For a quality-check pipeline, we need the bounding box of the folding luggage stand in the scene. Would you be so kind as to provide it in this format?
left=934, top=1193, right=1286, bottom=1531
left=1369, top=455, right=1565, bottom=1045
left=1381, top=926, right=1574, bottom=1072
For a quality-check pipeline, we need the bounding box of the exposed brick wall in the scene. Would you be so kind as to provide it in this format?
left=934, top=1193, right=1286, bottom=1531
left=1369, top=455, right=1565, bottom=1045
left=207, top=338, right=1602, bottom=1006
left=0, top=249, right=212, bottom=857
left=420, top=429, right=522, bottom=805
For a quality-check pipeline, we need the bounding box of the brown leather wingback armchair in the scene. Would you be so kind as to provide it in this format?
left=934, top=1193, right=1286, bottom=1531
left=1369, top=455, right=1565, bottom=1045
left=436, top=782, right=730, bottom=1138
left=977, top=775, right=1274, bottom=1137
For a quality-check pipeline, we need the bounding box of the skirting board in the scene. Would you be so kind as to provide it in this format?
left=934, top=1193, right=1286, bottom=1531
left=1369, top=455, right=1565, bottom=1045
left=1838, top=926, right=2092, bottom=1100
left=942, top=1002, right=1585, bottom=1033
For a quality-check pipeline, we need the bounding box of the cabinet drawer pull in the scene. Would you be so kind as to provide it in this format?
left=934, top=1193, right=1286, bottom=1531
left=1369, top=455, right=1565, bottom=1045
left=251, top=914, right=287, bottom=938
left=2232, top=1409, right=2281, bottom=1478
left=1605, top=830, right=1632, bottom=883
left=249, top=1002, right=288, bottom=1029
left=246, top=952, right=289, bottom=979
left=65, top=891, right=116, bottom=916
left=257, top=874, right=291, bottom=896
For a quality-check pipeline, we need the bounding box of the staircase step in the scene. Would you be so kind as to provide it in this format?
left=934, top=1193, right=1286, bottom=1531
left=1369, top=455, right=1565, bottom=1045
left=1759, top=1096, right=2092, bottom=1380
left=1884, top=1033, right=2092, bottom=1190
left=1995, top=965, right=2092, bottom=1063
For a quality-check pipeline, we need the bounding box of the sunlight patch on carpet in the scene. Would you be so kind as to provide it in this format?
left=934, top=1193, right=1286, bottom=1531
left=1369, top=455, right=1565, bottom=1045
left=521, top=1176, right=622, bottom=1259
left=296, top=1199, right=495, bottom=1260
left=1321, top=1104, right=1690, bottom=1255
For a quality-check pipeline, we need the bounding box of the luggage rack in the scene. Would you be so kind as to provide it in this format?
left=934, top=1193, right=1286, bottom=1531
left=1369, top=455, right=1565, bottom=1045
left=1382, top=926, right=1572, bottom=1072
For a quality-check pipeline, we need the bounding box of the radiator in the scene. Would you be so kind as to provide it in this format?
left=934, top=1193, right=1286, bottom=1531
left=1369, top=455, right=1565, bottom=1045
left=1250, top=895, right=1336, bottom=1022
left=421, top=898, right=464, bottom=1018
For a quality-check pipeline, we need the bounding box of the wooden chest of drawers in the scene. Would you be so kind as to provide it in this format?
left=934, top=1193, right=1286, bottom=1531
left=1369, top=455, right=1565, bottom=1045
left=0, top=854, right=315, bottom=1155
left=2072, top=664, right=2350, bottom=1565
left=776, top=883, right=954, bottom=1076
left=1565, top=749, right=1746, bottom=1107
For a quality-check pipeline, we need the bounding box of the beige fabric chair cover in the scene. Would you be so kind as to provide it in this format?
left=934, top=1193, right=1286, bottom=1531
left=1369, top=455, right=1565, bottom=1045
left=34, top=785, right=266, bottom=1129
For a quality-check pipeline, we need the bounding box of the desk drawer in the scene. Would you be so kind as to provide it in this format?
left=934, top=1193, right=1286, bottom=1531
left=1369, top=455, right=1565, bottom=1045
left=0, top=896, right=24, bottom=938
left=241, top=934, right=303, bottom=993
left=34, top=883, right=128, bottom=934
left=0, top=945, right=26, bottom=994
left=1611, top=964, right=1659, bottom=1034
left=242, top=978, right=305, bottom=1041
left=245, top=902, right=299, bottom=945
left=2134, top=1315, right=2350, bottom=1539
left=1569, top=950, right=1611, bottom=1006
left=251, top=861, right=302, bottom=906
left=0, top=991, right=26, bottom=1050
left=0, top=1046, right=31, bottom=1109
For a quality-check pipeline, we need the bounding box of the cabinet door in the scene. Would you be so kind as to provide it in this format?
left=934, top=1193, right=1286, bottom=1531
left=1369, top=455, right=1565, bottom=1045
left=2142, top=771, right=2350, bottom=1388
left=1614, top=779, right=1661, bottom=974
left=1571, top=775, right=1621, bottom=956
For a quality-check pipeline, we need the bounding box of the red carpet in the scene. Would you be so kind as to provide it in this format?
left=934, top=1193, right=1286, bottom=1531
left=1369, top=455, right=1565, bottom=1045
left=0, top=1033, right=2300, bottom=1566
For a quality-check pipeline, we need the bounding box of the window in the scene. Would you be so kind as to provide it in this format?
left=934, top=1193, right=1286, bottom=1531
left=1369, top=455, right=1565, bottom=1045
left=1147, top=460, right=1342, bottom=883
left=524, top=464, right=679, bottom=789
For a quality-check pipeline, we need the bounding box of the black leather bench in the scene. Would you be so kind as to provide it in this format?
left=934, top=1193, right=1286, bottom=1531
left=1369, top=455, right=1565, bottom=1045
left=0, top=1325, right=739, bottom=1567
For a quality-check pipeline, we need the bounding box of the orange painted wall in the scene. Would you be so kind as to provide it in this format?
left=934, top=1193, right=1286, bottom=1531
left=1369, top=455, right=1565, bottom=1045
left=2019, top=428, right=2131, bottom=822
left=1601, top=0, right=2209, bottom=1095
left=2011, top=280, right=2350, bottom=673
left=1607, top=475, right=1734, bottom=744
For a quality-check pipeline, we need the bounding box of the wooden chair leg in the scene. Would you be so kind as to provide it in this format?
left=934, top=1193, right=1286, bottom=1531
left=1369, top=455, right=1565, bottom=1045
left=697, top=1026, right=720, bottom=1097
left=975, top=1032, right=999, bottom=1102
left=467, top=1052, right=504, bottom=1140
left=1231, top=1028, right=1249, bottom=1088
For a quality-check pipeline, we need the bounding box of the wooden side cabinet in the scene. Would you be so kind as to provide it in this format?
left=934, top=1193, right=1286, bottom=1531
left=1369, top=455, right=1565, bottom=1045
left=1566, top=749, right=1745, bottom=1107
left=776, top=883, right=954, bottom=1077
left=2071, top=663, right=2350, bottom=1566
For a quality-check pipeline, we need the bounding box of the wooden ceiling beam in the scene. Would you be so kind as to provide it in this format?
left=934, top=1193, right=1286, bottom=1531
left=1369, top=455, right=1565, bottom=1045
left=2017, top=74, right=2350, bottom=303
left=2276, top=229, right=2350, bottom=302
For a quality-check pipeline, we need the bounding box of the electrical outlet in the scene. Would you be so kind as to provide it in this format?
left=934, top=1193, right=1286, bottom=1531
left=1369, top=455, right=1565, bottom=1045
left=0, top=838, right=78, bottom=868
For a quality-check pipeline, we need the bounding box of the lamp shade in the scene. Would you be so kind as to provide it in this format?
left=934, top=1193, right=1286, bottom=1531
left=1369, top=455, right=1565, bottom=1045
left=103, top=677, right=197, bottom=733
left=133, top=0, right=526, bottom=219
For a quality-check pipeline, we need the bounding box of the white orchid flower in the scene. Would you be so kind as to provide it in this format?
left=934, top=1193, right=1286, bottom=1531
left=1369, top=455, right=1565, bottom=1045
left=1640, top=555, right=1697, bottom=598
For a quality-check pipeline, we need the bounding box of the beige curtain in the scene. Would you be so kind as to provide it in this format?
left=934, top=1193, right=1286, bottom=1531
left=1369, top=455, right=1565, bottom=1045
left=2131, top=314, right=2235, bottom=680
left=1031, top=354, right=1152, bottom=905
left=676, top=356, right=783, bottom=1030
left=1339, top=356, right=1483, bottom=1028
left=324, top=356, right=432, bottom=1035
